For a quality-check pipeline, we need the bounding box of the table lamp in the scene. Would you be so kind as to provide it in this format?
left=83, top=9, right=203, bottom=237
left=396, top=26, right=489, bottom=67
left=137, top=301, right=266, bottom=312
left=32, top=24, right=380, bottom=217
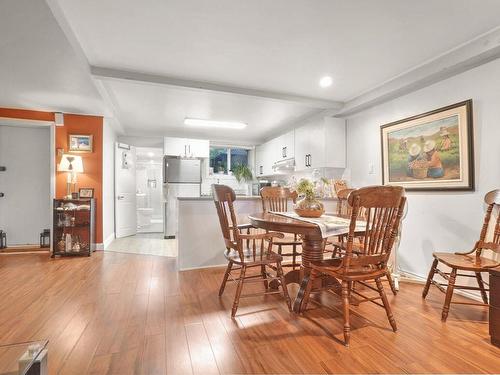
left=58, top=154, right=84, bottom=198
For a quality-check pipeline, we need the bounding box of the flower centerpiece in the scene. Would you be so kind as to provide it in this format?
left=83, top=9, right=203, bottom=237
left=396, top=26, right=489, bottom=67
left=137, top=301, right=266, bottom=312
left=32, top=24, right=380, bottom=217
left=294, top=178, right=324, bottom=218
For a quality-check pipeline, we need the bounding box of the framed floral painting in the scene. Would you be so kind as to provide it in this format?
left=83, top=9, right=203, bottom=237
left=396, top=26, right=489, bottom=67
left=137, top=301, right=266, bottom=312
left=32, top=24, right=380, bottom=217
left=380, top=100, right=474, bottom=191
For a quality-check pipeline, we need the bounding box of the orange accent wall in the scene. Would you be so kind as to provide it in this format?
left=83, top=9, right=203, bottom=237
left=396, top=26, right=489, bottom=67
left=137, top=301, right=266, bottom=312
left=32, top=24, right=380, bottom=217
left=0, top=107, right=104, bottom=244
left=55, top=114, right=103, bottom=243
left=0, top=107, right=55, bottom=122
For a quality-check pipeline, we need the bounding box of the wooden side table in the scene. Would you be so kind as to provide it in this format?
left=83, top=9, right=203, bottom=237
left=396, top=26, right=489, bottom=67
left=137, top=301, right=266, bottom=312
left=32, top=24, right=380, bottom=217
left=490, top=268, right=500, bottom=347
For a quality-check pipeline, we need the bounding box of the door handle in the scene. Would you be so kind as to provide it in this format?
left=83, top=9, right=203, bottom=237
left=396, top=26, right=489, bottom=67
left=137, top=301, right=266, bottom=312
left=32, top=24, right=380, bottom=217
left=117, top=195, right=125, bottom=200
left=308, top=154, right=312, bottom=167
left=0, top=192, right=4, bottom=198
left=0, top=166, right=5, bottom=172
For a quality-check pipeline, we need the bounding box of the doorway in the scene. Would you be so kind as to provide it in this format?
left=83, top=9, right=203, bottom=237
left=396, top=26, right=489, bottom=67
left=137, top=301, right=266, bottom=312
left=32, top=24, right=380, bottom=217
left=110, top=142, right=175, bottom=257
left=135, top=147, right=163, bottom=233
left=0, top=123, right=52, bottom=250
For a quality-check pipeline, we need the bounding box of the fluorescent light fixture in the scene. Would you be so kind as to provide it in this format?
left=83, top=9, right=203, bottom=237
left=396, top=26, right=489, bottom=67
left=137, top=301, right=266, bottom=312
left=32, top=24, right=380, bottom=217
left=319, top=76, right=333, bottom=88
left=184, top=118, right=247, bottom=129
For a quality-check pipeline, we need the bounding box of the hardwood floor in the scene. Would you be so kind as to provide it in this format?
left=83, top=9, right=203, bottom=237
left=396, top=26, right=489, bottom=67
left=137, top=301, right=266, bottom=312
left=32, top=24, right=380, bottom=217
left=0, top=251, right=498, bottom=374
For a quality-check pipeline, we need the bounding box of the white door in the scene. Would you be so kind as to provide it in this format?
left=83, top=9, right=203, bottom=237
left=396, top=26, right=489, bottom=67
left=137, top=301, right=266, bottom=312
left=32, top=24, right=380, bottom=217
left=0, top=125, right=51, bottom=246
left=115, top=143, right=137, bottom=238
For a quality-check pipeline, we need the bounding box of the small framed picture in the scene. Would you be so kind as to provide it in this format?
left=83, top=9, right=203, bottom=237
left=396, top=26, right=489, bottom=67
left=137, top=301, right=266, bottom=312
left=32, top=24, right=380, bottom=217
left=69, top=134, right=93, bottom=152
left=79, top=188, right=94, bottom=198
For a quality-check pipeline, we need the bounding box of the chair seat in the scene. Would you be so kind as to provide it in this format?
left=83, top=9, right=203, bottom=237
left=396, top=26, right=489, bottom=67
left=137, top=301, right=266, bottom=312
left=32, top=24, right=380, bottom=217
left=433, top=252, right=500, bottom=271
left=272, top=233, right=302, bottom=246
left=224, top=248, right=282, bottom=265
left=310, top=258, right=386, bottom=280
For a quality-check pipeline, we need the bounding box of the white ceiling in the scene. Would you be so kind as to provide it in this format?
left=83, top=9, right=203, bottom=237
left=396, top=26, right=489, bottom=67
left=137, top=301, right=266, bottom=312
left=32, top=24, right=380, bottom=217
left=2, top=0, right=500, bottom=143
left=0, top=0, right=105, bottom=115
left=102, top=79, right=317, bottom=143
left=58, top=0, right=500, bottom=101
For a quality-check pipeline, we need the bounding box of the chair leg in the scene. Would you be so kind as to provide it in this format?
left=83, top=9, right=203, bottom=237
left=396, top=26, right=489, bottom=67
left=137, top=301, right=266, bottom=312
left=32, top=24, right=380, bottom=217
left=261, top=265, right=269, bottom=290
left=341, top=280, right=351, bottom=347
left=219, top=261, right=233, bottom=296
left=277, top=262, right=292, bottom=312
left=422, top=258, right=438, bottom=299
left=301, top=269, right=317, bottom=313
left=475, top=272, right=489, bottom=304
left=292, top=243, right=297, bottom=270
left=375, top=277, right=397, bottom=332
left=386, top=270, right=398, bottom=295
left=441, top=268, right=457, bottom=322
left=231, top=265, right=246, bottom=318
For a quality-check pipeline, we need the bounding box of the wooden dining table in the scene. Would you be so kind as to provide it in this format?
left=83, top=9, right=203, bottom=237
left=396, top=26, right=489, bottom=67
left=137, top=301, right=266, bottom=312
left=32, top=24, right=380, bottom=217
left=248, top=211, right=351, bottom=312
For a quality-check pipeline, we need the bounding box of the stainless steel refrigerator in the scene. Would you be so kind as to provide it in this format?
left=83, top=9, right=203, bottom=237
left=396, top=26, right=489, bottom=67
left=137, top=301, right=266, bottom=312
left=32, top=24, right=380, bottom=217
left=163, top=156, right=201, bottom=238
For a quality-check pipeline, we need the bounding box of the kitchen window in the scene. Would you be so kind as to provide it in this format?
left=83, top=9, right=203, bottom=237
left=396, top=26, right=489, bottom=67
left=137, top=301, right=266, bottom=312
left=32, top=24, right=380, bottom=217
left=210, top=146, right=249, bottom=175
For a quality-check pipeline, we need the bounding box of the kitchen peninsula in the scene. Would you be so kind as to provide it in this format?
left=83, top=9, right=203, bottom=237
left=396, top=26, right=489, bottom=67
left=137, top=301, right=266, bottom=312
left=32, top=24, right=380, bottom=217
left=177, top=195, right=338, bottom=270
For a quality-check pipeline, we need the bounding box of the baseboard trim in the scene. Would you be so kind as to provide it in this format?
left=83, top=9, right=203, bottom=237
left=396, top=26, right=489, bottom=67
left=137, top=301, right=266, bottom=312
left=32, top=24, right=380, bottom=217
left=179, top=263, right=227, bottom=272
left=399, top=270, right=483, bottom=302
left=103, top=233, right=115, bottom=250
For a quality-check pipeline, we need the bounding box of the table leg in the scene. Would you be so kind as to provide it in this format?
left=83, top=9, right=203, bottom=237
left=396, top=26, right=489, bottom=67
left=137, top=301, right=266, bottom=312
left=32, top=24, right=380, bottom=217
left=293, top=234, right=340, bottom=313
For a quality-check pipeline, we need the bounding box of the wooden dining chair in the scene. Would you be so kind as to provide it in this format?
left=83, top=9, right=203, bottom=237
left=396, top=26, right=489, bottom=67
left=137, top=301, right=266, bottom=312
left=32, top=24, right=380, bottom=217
left=212, top=184, right=292, bottom=317
left=422, top=189, right=500, bottom=321
left=301, top=185, right=406, bottom=346
left=333, top=179, right=349, bottom=196
left=329, top=188, right=398, bottom=295
left=260, top=186, right=302, bottom=270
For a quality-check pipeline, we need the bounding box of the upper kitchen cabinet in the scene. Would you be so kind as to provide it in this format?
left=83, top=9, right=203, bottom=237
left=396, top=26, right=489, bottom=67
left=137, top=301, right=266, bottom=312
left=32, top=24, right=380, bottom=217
left=255, top=142, right=274, bottom=176
left=164, top=137, right=209, bottom=158
left=273, top=130, right=295, bottom=161
left=294, top=117, right=346, bottom=171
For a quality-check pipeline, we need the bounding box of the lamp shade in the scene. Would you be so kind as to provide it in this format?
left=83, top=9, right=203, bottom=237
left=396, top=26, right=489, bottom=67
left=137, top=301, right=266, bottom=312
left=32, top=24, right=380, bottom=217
left=58, top=154, right=84, bottom=173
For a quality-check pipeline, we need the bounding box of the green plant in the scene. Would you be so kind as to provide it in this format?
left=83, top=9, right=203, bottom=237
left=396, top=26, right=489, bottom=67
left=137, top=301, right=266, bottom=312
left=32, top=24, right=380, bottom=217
left=232, top=164, right=253, bottom=183
left=296, top=178, right=315, bottom=200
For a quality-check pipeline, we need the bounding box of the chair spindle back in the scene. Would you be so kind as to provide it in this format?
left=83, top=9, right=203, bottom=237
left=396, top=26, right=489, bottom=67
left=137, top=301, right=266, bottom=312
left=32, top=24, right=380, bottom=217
left=260, top=187, right=298, bottom=213
left=342, top=186, right=406, bottom=272
left=213, top=184, right=268, bottom=262
left=476, top=189, right=500, bottom=254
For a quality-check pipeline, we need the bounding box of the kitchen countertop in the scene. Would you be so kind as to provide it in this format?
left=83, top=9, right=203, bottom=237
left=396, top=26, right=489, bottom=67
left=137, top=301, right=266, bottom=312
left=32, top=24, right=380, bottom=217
left=178, top=196, right=338, bottom=201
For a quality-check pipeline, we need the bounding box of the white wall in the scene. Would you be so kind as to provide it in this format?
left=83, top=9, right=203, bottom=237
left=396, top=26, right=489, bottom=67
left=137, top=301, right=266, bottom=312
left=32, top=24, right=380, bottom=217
left=102, top=119, right=117, bottom=248
left=345, top=58, right=500, bottom=280
left=0, top=124, right=51, bottom=245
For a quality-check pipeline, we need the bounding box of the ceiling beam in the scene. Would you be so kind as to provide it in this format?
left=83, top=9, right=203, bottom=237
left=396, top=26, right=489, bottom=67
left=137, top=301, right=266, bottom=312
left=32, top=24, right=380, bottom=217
left=338, top=26, right=500, bottom=117
left=90, top=66, right=343, bottom=110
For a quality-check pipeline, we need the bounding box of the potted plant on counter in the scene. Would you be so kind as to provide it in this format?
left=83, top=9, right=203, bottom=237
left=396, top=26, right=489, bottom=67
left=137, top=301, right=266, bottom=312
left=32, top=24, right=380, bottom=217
left=294, top=178, right=324, bottom=218
left=232, top=164, right=253, bottom=195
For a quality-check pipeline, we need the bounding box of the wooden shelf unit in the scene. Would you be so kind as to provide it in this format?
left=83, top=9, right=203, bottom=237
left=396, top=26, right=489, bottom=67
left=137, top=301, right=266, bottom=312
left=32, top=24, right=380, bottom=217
left=52, top=198, right=95, bottom=257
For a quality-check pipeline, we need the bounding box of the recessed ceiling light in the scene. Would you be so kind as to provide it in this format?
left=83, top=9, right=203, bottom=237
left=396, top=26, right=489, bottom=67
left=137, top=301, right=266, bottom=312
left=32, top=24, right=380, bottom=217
left=184, top=118, right=247, bottom=129
left=319, top=76, right=333, bottom=88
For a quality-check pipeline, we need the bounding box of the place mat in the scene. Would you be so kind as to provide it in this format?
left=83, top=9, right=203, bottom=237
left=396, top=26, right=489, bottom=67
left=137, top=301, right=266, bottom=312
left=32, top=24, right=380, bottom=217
left=270, top=211, right=366, bottom=238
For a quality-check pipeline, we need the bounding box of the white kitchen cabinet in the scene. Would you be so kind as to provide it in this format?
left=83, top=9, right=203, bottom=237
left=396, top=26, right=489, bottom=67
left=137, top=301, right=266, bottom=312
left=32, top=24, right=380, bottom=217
left=274, top=130, right=295, bottom=160
left=294, top=117, right=346, bottom=171
left=255, top=142, right=274, bottom=176
left=164, top=137, right=209, bottom=158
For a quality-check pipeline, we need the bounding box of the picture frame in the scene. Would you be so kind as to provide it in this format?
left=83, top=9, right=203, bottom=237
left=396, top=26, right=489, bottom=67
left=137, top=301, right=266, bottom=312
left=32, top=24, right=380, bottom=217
left=69, top=134, right=93, bottom=152
left=79, top=188, right=94, bottom=199
left=380, top=99, right=474, bottom=191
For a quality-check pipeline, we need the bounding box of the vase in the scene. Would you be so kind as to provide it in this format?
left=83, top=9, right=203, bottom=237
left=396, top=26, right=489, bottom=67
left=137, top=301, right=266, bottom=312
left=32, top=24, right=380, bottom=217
left=294, top=197, right=324, bottom=218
